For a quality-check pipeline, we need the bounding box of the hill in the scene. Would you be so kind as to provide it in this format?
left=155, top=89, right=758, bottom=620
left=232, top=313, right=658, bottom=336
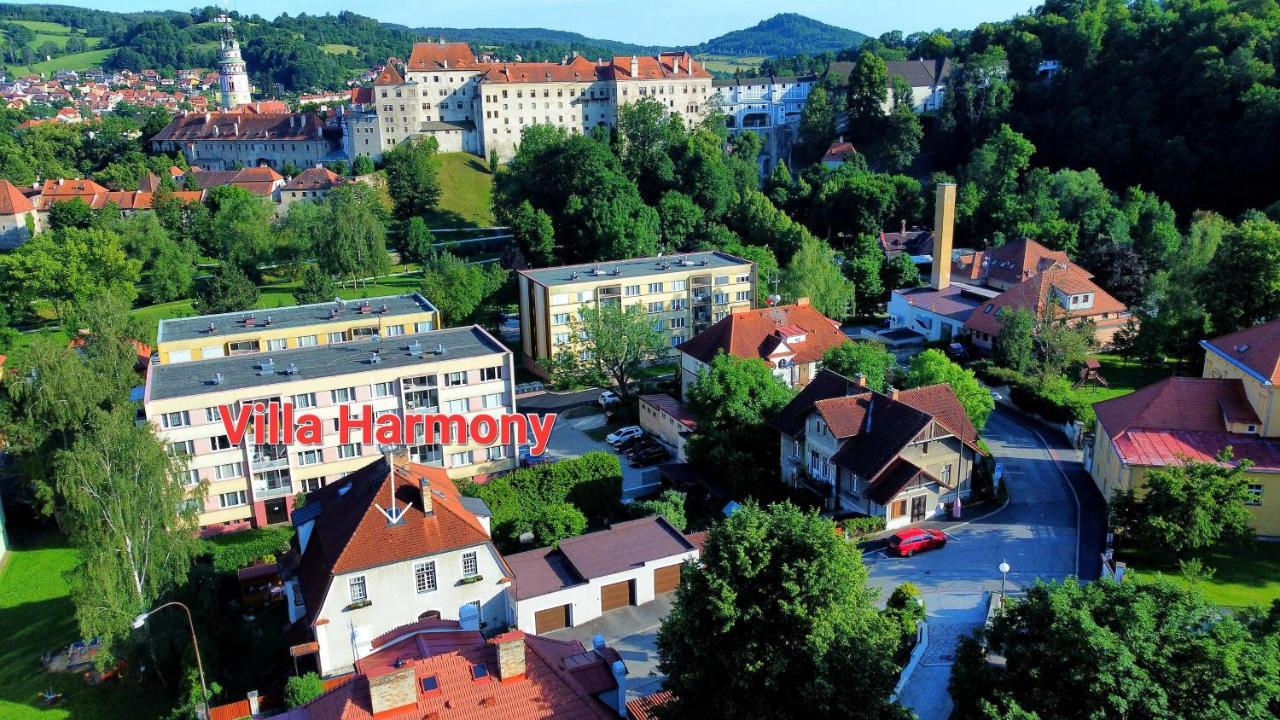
left=410, top=25, right=656, bottom=57
left=696, top=13, right=866, bottom=57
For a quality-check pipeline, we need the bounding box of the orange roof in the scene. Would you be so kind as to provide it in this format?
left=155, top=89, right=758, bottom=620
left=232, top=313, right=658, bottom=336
left=1094, top=377, right=1257, bottom=438
left=822, top=141, right=856, bottom=164
left=152, top=111, right=326, bottom=143
left=283, top=166, right=343, bottom=192
left=34, top=178, right=110, bottom=211
left=627, top=690, right=675, bottom=720
left=480, top=55, right=607, bottom=84
left=677, top=302, right=848, bottom=367
left=610, top=52, right=709, bottom=80
left=958, top=238, right=1084, bottom=288
left=231, top=100, right=290, bottom=114
left=0, top=180, right=33, bottom=214
left=964, top=265, right=1126, bottom=338
left=373, top=60, right=404, bottom=85
left=1202, top=318, right=1280, bottom=385
left=406, top=42, right=480, bottom=71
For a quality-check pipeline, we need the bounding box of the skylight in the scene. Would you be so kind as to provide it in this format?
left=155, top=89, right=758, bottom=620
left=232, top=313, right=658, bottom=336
left=421, top=675, right=440, bottom=695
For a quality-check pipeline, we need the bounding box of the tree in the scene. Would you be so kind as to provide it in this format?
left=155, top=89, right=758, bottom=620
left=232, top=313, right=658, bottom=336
left=846, top=50, right=888, bottom=144
left=844, top=232, right=885, bottom=314
left=780, top=236, right=853, bottom=319
left=1201, top=213, right=1280, bottom=335
left=905, top=349, right=993, bottom=430
left=488, top=149, right=500, bottom=175
left=881, top=251, right=922, bottom=292
left=657, top=191, right=706, bottom=251
left=397, top=217, right=435, bottom=265
left=293, top=264, right=338, bottom=305
left=508, top=200, right=555, bottom=266
left=797, top=85, right=837, bottom=164
left=193, top=264, right=259, bottom=315
left=314, top=184, right=391, bottom=287
left=1078, top=241, right=1147, bottom=308
left=877, top=104, right=923, bottom=173
left=884, top=582, right=926, bottom=661
left=821, top=342, right=894, bottom=392
left=656, top=502, right=910, bottom=720
left=0, top=228, right=140, bottom=325
left=995, top=308, right=1034, bottom=375
left=418, top=250, right=507, bottom=325
left=208, top=186, right=277, bottom=277
left=1111, top=450, right=1256, bottom=557
left=631, top=489, right=687, bottom=531
left=382, top=135, right=441, bottom=221
left=58, top=407, right=204, bottom=659
left=284, top=673, right=326, bottom=708
left=1033, top=303, right=1094, bottom=379
left=560, top=303, right=666, bottom=408
left=148, top=234, right=196, bottom=303
left=47, top=197, right=95, bottom=230
left=685, top=354, right=794, bottom=499
left=951, top=578, right=1280, bottom=720
left=958, top=124, right=1036, bottom=243
left=352, top=155, right=375, bottom=176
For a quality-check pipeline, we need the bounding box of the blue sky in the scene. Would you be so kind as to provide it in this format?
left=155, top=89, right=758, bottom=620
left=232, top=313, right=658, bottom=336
left=12, top=0, right=1038, bottom=45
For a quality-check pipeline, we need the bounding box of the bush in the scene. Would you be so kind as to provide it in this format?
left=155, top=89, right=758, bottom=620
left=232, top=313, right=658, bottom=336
left=202, top=526, right=294, bottom=575
left=884, top=582, right=926, bottom=663
left=841, top=515, right=886, bottom=538
left=632, top=489, right=688, bottom=531
left=284, top=673, right=326, bottom=708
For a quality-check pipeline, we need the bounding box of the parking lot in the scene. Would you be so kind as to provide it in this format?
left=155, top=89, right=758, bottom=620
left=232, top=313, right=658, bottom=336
left=541, top=410, right=662, bottom=500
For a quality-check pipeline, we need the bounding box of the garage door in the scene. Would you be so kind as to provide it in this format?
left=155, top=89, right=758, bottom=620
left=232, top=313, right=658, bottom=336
left=600, top=580, right=633, bottom=612
left=533, top=604, right=570, bottom=634
left=653, top=564, right=681, bottom=594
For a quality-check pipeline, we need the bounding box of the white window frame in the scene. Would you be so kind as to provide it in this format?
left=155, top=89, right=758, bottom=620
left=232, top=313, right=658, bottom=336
left=348, top=575, right=368, bottom=603
left=414, top=560, right=437, bottom=594
left=462, top=551, right=478, bottom=578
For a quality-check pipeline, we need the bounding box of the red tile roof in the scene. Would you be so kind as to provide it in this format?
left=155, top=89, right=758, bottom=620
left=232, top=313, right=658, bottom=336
left=677, top=302, right=848, bottom=367
left=480, top=56, right=608, bottom=84
left=287, top=620, right=620, bottom=720
left=822, top=140, right=856, bottom=164
left=964, top=265, right=1127, bottom=339
left=34, top=178, right=110, bottom=210
left=283, top=166, right=344, bottom=192
left=969, top=238, right=1083, bottom=288
left=639, top=393, right=696, bottom=431
left=373, top=60, right=405, bottom=86
left=189, top=167, right=283, bottom=197
left=1202, top=319, right=1280, bottom=385
left=406, top=42, right=480, bottom=71
left=609, top=52, right=709, bottom=80
left=152, top=111, right=326, bottom=143
left=1112, top=429, right=1280, bottom=471
left=1093, top=377, right=1255, bottom=438
left=231, top=100, right=290, bottom=114
left=626, top=690, right=674, bottom=720
left=0, top=179, right=33, bottom=214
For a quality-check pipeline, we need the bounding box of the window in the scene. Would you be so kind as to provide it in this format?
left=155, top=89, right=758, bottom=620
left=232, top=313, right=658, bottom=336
left=480, top=366, right=501, bottom=382
left=1247, top=484, right=1263, bottom=506
left=332, top=387, right=355, bottom=404
left=338, top=443, right=362, bottom=459
left=161, top=411, right=190, bottom=428
left=415, top=321, right=435, bottom=333
left=486, top=445, right=506, bottom=461
left=297, top=335, right=318, bottom=347
left=670, top=317, right=686, bottom=329
left=410, top=443, right=444, bottom=465
left=670, top=279, right=687, bottom=291
left=462, top=550, right=478, bottom=577
left=446, top=398, right=468, bottom=413
left=170, top=440, right=195, bottom=456
left=385, top=325, right=405, bottom=337
left=670, top=335, right=686, bottom=347
left=736, top=273, right=751, bottom=283
left=550, top=293, right=570, bottom=306
left=219, top=490, right=247, bottom=508
left=328, top=331, right=347, bottom=344
left=291, top=393, right=316, bottom=409
left=553, top=332, right=571, bottom=344
left=624, top=285, right=641, bottom=296
left=205, top=407, right=221, bottom=423
left=736, top=291, right=752, bottom=302
left=446, top=371, right=468, bottom=387
left=714, top=275, right=729, bottom=285
left=180, top=469, right=200, bottom=486
left=414, top=560, right=437, bottom=593
left=373, top=382, right=395, bottom=398
left=215, top=462, right=243, bottom=480
left=451, top=450, right=474, bottom=466
left=648, top=301, right=664, bottom=313
left=297, top=449, right=322, bottom=466
left=890, top=498, right=907, bottom=519
left=552, top=313, right=570, bottom=325
left=670, top=298, right=686, bottom=311
left=941, top=464, right=952, bottom=486
left=348, top=575, right=368, bottom=603
left=210, top=435, right=232, bottom=451
left=648, top=282, right=663, bottom=293
left=267, top=338, right=287, bottom=351
left=482, top=393, right=503, bottom=409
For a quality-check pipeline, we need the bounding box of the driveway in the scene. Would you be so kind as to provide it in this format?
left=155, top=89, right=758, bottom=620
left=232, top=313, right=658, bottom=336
left=541, top=410, right=662, bottom=500
left=865, top=408, right=1100, bottom=719
left=546, top=595, right=674, bottom=701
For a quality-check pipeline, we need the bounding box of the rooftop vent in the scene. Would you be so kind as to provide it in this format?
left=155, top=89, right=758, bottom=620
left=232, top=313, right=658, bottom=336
left=206, top=322, right=218, bottom=334
left=611, top=268, right=621, bottom=275
left=569, top=271, right=580, bottom=280
left=590, top=266, right=604, bottom=276
left=329, top=308, right=339, bottom=319
left=380, top=303, right=389, bottom=313
left=408, top=340, right=424, bottom=358
left=434, top=343, right=445, bottom=356
left=210, top=372, right=223, bottom=386
left=258, top=358, right=275, bottom=375
left=680, top=258, right=695, bottom=266
left=369, top=350, right=381, bottom=364
left=1236, top=344, right=1250, bottom=353
left=285, top=363, right=299, bottom=376
left=358, top=301, right=372, bottom=315
left=699, top=259, right=708, bottom=266
left=264, top=315, right=273, bottom=326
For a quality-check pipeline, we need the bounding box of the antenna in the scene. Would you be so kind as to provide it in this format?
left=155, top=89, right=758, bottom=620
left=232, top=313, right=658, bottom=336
left=374, top=445, right=408, bottom=525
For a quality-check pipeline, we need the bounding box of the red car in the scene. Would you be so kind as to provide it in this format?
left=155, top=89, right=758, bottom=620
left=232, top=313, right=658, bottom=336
left=888, top=528, right=947, bottom=557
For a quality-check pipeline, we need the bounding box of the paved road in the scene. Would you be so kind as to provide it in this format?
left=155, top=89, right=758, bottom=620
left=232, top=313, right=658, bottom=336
left=868, top=408, right=1103, bottom=719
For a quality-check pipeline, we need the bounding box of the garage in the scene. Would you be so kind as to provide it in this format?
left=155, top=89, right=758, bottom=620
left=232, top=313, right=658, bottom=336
left=533, top=604, right=570, bottom=634
left=653, top=564, right=681, bottom=594
left=600, top=580, right=634, bottom=612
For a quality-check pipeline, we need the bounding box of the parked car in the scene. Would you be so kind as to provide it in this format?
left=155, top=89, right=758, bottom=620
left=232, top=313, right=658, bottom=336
left=599, top=391, right=621, bottom=409
left=518, top=446, right=555, bottom=467
left=606, top=425, right=644, bottom=445
left=617, top=433, right=652, bottom=452
left=625, top=440, right=663, bottom=460
left=888, top=528, right=947, bottom=557
left=630, top=445, right=670, bottom=467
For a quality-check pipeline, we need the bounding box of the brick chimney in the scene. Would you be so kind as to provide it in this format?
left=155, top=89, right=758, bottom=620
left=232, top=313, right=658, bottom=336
left=795, top=297, right=811, bottom=307
left=490, top=631, right=527, bottom=681
left=931, top=183, right=956, bottom=291
left=420, top=474, right=433, bottom=515
left=368, top=668, right=417, bottom=715
left=854, top=373, right=867, bottom=388
left=630, top=55, right=639, bottom=77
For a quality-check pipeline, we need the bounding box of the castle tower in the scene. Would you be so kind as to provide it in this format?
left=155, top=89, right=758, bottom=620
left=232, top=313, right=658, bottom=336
left=217, top=15, right=252, bottom=110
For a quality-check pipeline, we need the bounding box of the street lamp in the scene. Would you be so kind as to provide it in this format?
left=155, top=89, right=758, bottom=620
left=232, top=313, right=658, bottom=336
left=133, top=601, right=209, bottom=720
left=998, top=560, right=1011, bottom=606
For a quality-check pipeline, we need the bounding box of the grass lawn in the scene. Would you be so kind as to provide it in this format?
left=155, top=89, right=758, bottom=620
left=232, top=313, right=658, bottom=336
left=1118, top=543, right=1280, bottom=610
left=1070, top=353, right=1178, bottom=406
left=425, top=153, right=496, bottom=228
left=10, top=20, right=76, bottom=33
left=6, top=48, right=114, bottom=77
left=0, top=524, right=167, bottom=720
left=320, top=43, right=357, bottom=55
left=698, top=54, right=765, bottom=74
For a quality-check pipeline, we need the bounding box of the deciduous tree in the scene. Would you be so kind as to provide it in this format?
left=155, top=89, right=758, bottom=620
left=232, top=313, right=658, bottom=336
left=780, top=235, right=853, bottom=319
left=418, top=250, right=507, bottom=325
left=821, top=342, right=895, bottom=392
left=905, top=349, right=993, bottom=430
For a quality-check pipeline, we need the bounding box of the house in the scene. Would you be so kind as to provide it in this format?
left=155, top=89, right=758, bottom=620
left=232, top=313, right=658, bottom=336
left=962, top=263, right=1129, bottom=351
left=1089, top=319, right=1280, bottom=536
left=772, top=369, right=984, bottom=527
left=150, top=110, right=342, bottom=172
left=188, top=166, right=285, bottom=199
left=676, top=299, right=847, bottom=393
left=279, top=165, right=346, bottom=212
left=638, top=393, right=696, bottom=462
left=821, top=139, right=857, bottom=168
left=0, top=179, right=36, bottom=250
left=504, top=516, right=699, bottom=634
left=952, top=238, right=1076, bottom=291
left=281, top=457, right=514, bottom=677
left=828, top=57, right=952, bottom=113
left=281, top=618, right=628, bottom=719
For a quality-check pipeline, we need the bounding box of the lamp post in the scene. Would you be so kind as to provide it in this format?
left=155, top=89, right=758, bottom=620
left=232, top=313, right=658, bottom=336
left=998, top=560, right=1011, bottom=606
left=133, top=601, right=209, bottom=720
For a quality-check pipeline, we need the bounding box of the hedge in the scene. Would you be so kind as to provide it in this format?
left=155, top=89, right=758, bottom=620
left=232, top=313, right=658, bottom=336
left=841, top=515, right=887, bottom=538
left=202, top=525, right=295, bottom=575
left=972, top=361, right=1095, bottom=428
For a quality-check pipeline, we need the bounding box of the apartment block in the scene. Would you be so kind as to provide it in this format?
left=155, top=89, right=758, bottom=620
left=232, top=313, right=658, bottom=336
left=144, top=298, right=517, bottom=534
left=517, top=251, right=756, bottom=375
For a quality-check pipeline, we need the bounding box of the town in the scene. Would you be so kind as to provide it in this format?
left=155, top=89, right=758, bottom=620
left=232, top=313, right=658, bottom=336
left=0, top=2, right=1278, bottom=720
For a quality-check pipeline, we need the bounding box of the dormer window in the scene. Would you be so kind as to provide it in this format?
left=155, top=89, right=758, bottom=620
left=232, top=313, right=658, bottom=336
left=1247, top=424, right=1258, bottom=434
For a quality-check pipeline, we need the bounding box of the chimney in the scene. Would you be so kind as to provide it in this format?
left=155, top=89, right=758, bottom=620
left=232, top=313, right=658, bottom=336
left=368, top=668, right=417, bottom=715
left=246, top=691, right=260, bottom=716
left=420, top=474, right=433, bottom=515
left=854, top=372, right=867, bottom=388
left=795, top=297, right=810, bottom=307
left=630, top=55, right=639, bottom=77
left=611, top=660, right=628, bottom=718
left=459, top=603, right=481, bottom=631
left=931, top=183, right=956, bottom=291
left=490, top=631, right=527, bottom=681
left=673, top=55, right=681, bottom=74
left=889, top=386, right=900, bottom=401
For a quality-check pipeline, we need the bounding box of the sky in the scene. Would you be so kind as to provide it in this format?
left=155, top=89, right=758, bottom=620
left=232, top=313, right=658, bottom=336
left=12, top=0, right=1038, bottom=45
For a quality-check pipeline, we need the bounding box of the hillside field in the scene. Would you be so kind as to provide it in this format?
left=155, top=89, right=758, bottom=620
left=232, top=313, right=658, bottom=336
left=427, top=152, right=496, bottom=228
left=5, top=47, right=114, bottom=77
left=698, top=54, right=764, bottom=75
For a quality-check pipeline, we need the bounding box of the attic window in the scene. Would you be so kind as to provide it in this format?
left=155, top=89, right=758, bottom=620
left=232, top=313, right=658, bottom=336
left=983, top=305, right=994, bottom=314
left=471, top=663, right=489, bottom=681
left=1236, top=344, right=1250, bottom=353
left=421, top=675, right=441, bottom=696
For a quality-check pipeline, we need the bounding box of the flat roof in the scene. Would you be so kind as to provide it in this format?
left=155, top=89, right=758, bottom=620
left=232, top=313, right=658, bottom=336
left=146, top=325, right=505, bottom=402
left=156, top=294, right=437, bottom=344
left=519, top=251, right=751, bottom=287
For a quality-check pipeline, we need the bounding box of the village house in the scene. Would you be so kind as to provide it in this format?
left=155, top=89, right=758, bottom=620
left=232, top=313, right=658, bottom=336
left=278, top=165, right=347, bottom=212
left=772, top=369, right=984, bottom=527
left=0, top=179, right=36, bottom=250
left=281, top=457, right=513, bottom=677
left=638, top=393, right=697, bottom=462
left=188, top=166, right=286, bottom=200
left=151, top=111, right=344, bottom=172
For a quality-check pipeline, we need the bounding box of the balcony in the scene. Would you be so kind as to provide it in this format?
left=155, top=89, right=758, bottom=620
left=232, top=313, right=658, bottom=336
left=251, top=445, right=289, bottom=470
left=254, top=482, right=294, bottom=500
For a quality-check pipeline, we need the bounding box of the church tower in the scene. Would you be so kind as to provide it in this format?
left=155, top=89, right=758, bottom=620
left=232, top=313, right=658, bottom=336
left=217, top=15, right=252, bottom=110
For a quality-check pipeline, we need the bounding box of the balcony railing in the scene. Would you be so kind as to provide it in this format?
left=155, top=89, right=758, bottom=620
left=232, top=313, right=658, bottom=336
left=254, top=482, right=294, bottom=500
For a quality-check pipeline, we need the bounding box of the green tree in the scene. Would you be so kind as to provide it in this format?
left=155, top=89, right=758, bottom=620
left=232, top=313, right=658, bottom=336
left=632, top=489, right=687, bottom=531
left=958, top=124, right=1036, bottom=243
left=398, top=216, right=435, bottom=264
left=0, top=228, right=140, bottom=325
left=208, top=186, right=278, bottom=278
left=352, top=155, right=375, bottom=176
left=846, top=49, right=888, bottom=143
left=1201, top=212, right=1280, bottom=334
left=844, top=232, right=886, bottom=314
left=685, top=354, right=794, bottom=499
left=292, top=264, right=338, bottom=305
left=508, top=200, right=555, bottom=266
left=615, top=97, right=680, bottom=203
left=881, top=251, right=922, bottom=292
left=59, top=407, right=204, bottom=659
left=821, top=342, right=894, bottom=392
left=780, top=236, right=853, bottom=319
left=284, top=673, right=326, bottom=708
left=148, top=234, right=196, bottom=303
left=877, top=104, right=923, bottom=173
left=657, top=502, right=909, bottom=720
left=657, top=191, right=706, bottom=251
left=193, top=264, right=259, bottom=315
left=47, top=197, right=95, bottom=230
left=1111, top=449, right=1256, bottom=557
left=995, top=308, right=1034, bottom=375
left=905, top=349, right=993, bottom=430
left=561, top=302, right=666, bottom=408
left=418, top=250, right=507, bottom=325
left=1033, top=303, right=1094, bottom=379
left=383, top=135, right=441, bottom=221
left=314, top=184, right=391, bottom=287
left=797, top=85, right=837, bottom=164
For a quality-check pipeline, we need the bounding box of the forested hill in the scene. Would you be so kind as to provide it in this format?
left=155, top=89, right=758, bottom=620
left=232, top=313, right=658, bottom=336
left=410, top=26, right=656, bottom=58
left=696, top=13, right=867, bottom=57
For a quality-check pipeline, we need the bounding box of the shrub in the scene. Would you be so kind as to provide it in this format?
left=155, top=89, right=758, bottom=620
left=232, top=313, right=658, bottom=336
left=284, top=673, right=326, bottom=708
left=632, top=489, right=688, bottom=531
left=841, top=515, right=886, bottom=538
left=884, top=582, right=926, bottom=663
left=202, top=526, right=294, bottom=575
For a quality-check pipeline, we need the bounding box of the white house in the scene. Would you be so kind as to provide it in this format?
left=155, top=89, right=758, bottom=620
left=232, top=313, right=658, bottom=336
left=281, top=456, right=513, bottom=677
left=638, top=394, right=696, bottom=462
left=504, top=517, right=699, bottom=634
